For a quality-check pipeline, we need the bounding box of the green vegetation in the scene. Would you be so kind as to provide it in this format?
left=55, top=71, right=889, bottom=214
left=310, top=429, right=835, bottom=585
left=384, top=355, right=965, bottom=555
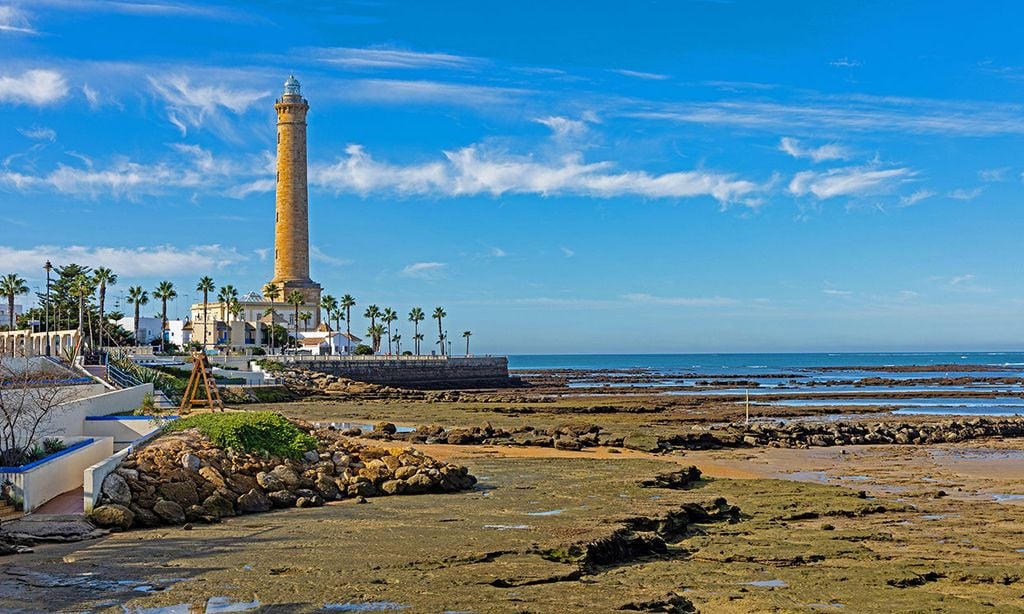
left=353, top=344, right=373, bottom=355
left=42, top=437, right=66, bottom=454
left=164, top=411, right=316, bottom=458
left=255, top=358, right=285, bottom=372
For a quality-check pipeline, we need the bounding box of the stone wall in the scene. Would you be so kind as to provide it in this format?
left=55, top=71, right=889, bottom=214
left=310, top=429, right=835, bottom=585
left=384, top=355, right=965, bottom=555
left=280, top=356, right=512, bottom=388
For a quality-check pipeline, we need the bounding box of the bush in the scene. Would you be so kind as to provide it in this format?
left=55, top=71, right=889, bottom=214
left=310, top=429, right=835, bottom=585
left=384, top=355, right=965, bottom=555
left=42, top=437, right=66, bottom=454
left=251, top=347, right=266, bottom=356
left=255, top=358, right=285, bottom=372
left=134, top=393, right=158, bottom=416
left=402, top=350, right=413, bottom=356
left=353, top=344, right=374, bottom=355
left=164, top=411, right=316, bottom=458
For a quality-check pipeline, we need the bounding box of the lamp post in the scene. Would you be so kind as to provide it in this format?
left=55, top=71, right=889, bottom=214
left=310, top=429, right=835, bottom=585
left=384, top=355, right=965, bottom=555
left=44, top=260, right=52, bottom=356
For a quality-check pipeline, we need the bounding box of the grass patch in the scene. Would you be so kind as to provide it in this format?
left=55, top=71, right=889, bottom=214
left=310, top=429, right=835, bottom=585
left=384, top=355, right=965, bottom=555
left=164, top=411, right=316, bottom=458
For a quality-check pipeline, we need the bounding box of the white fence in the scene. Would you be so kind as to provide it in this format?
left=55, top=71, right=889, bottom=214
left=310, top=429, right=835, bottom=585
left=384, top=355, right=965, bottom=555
left=83, top=419, right=172, bottom=513
left=2, top=436, right=114, bottom=512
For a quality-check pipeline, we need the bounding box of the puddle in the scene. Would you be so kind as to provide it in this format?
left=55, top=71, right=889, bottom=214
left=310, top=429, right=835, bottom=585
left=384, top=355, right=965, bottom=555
left=129, top=596, right=260, bottom=613
left=1015, top=549, right=1024, bottom=553
left=526, top=509, right=565, bottom=516
left=324, top=602, right=411, bottom=612
left=742, top=579, right=788, bottom=588
left=483, top=524, right=530, bottom=530
left=921, top=514, right=957, bottom=520
left=782, top=471, right=828, bottom=483
left=837, top=475, right=871, bottom=481
left=807, top=603, right=845, bottom=610
left=931, top=449, right=1024, bottom=462
left=992, top=494, right=1024, bottom=503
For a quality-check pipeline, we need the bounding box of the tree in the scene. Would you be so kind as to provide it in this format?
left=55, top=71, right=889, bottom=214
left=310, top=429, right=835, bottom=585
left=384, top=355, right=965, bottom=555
left=432, top=307, right=447, bottom=356
left=341, top=294, right=356, bottom=336
left=93, top=267, right=117, bottom=350
left=393, top=331, right=402, bottom=355
left=366, top=323, right=385, bottom=353
left=0, top=274, right=29, bottom=332
left=463, top=330, right=472, bottom=356
left=286, top=290, right=304, bottom=348
left=408, top=307, right=425, bottom=355
left=300, top=311, right=312, bottom=332
left=263, top=282, right=281, bottom=354
left=382, top=307, right=397, bottom=354
left=152, top=281, right=177, bottom=352
left=320, top=294, right=337, bottom=330
left=69, top=274, right=95, bottom=344
left=126, top=286, right=149, bottom=344
left=329, top=307, right=343, bottom=338
left=217, top=285, right=238, bottom=321
left=0, top=356, right=79, bottom=468
left=195, top=276, right=215, bottom=351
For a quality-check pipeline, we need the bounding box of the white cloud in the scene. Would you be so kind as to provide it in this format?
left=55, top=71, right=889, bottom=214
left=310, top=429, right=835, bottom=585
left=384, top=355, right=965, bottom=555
left=789, top=165, right=915, bottom=199
left=310, top=245, right=352, bottom=267
left=254, top=248, right=269, bottom=262
left=315, top=47, right=481, bottom=70
left=622, top=293, right=737, bottom=307
left=18, top=126, right=56, bottom=141
left=339, top=79, right=529, bottom=109
left=560, top=246, right=575, bottom=258
left=822, top=288, right=853, bottom=297
left=950, top=274, right=975, bottom=286
left=147, top=74, right=269, bottom=136
left=0, top=6, right=35, bottom=34
left=400, top=261, right=447, bottom=280
left=778, top=137, right=849, bottom=162
left=948, top=186, right=984, bottom=201
left=609, top=69, right=670, bottom=81
left=978, top=167, right=1009, bottom=182
left=830, top=57, right=862, bottom=68
left=0, top=244, right=245, bottom=276
left=899, top=189, right=934, bottom=206
left=314, top=144, right=765, bottom=206
left=489, top=247, right=507, bottom=258
left=0, top=69, right=68, bottom=105
left=535, top=116, right=590, bottom=141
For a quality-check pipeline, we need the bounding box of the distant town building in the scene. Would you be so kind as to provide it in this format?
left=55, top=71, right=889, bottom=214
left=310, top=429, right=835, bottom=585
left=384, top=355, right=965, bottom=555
left=166, top=320, right=192, bottom=348
left=0, top=303, right=24, bottom=327
left=115, top=316, right=162, bottom=344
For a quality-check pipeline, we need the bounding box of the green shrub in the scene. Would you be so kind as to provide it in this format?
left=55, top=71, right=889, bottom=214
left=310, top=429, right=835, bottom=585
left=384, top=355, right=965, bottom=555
left=164, top=411, right=316, bottom=458
left=250, top=347, right=266, bottom=356
left=24, top=443, right=46, bottom=463
left=353, top=344, right=373, bottom=355
left=255, top=359, right=285, bottom=372
left=42, top=437, right=66, bottom=454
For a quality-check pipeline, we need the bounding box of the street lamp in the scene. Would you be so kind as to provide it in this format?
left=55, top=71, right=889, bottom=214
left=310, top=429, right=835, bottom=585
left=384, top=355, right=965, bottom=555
left=44, top=260, right=52, bottom=356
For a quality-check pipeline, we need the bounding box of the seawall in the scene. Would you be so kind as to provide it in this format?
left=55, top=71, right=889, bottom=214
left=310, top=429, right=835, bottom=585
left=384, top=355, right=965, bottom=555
left=277, top=356, right=512, bottom=389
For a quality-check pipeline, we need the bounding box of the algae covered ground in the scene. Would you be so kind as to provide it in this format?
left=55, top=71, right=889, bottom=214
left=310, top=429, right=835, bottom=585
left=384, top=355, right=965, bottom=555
left=2, top=451, right=1023, bottom=612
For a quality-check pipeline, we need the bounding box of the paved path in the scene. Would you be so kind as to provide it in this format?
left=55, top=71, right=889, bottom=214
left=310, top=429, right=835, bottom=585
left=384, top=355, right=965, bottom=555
left=35, top=487, right=83, bottom=515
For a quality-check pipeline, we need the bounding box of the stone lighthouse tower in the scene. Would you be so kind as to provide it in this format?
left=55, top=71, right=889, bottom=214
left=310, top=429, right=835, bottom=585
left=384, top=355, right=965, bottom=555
left=269, top=75, right=321, bottom=322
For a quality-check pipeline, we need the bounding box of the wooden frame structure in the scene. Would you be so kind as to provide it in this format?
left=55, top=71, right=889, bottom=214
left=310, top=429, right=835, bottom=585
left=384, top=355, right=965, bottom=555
left=179, top=351, right=223, bottom=413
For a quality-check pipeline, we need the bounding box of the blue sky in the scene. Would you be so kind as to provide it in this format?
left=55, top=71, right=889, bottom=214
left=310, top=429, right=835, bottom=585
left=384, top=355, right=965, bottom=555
left=2, top=0, right=1024, bottom=353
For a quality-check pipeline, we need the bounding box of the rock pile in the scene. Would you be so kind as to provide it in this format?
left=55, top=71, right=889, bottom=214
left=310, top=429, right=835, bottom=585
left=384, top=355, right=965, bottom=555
left=90, top=426, right=477, bottom=531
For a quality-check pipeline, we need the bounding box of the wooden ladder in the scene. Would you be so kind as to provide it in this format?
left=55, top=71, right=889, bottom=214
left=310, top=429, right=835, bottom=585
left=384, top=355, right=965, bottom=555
left=179, top=351, right=224, bottom=413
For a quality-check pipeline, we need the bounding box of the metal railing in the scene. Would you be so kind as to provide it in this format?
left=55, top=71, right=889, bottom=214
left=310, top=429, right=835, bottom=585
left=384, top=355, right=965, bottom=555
left=277, top=354, right=498, bottom=363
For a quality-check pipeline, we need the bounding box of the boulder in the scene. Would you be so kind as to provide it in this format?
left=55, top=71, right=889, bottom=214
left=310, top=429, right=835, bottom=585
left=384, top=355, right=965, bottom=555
left=267, top=490, right=297, bottom=508
left=374, top=422, right=397, bottom=435
left=314, top=474, right=341, bottom=500
left=295, top=495, right=324, bottom=508
left=153, top=500, right=187, bottom=525
left=198, top=466, right=227, bottom=489
left=380, top=455, right=402, bottom=472
left=202, top=494, right=235, bottom=518
left=269, top=465, right=300, bottom=489
left=394, top=466, right=418, bottom=480
left=90, top=504, right=134, bottom=530
left=379, top=480, right=407, bottom=495
left=129, top=505, right=161, bottom=528
left=158, top=481, right=199, bottom=507
left=101, top=473, right=132, bottom=506
left=622, top=433, right=661, bottom=453
left=256, top=471, right=286, bottom=492
left=180, top=453, right=201, bottom=472
left=237, top=489, right=272, bottom=514
left=405, top=473, right=434, bottom=494
left=554, top=436, right=582, bottom=451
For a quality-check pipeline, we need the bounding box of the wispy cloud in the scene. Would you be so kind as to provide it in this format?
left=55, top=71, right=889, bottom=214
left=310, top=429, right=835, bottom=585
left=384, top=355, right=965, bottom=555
left=609, top=68, right=670, bottom=81
left=314, top=46, right=481, bottom=70
left=778, top=137, right=850, bottom=162
left=829, top=57, right=862, bottom=68
left=948, top=186, right=984, bottom=201
left=899, top=189, right=934, bottom=206
left=822, top=288, right=853, bottom=297
left=18, top=126, right=56, bottom=141
left=560, top=246, right=575, bottom=258
left=400, top=261, right=447, bottom=280
left=310, top=245, right=352, bottom=266
left=338, top=78, right=529, bottom=109
left=0, top=244, right=245, bottom=276
left=789, top=164, right=915, bottom=199
left=0, top=69, right=68, bottom=105
left=146, top=74, right=269, bottom=137
left=489, top=246, right=507, bottom=258
left=936, top=273, right=993, bottom=294
left=0, top=6, right=36, bottom=34
left=535, top=116, right=592, bottom=141
left=978, top=167, right=1009, bottom=182
left=25, top=0, right=239, bottom=19
left=313, top=143, right=765, bottom=206
left=622, top=293, right=738, bottom=306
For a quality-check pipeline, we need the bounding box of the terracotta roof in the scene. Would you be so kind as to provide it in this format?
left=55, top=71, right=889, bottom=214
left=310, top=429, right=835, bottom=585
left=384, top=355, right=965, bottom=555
left=300, top=337, right=328, bottom=346
left=338, top=332, right=362, bottom=342
left=316, top=322, right=332, bottom=332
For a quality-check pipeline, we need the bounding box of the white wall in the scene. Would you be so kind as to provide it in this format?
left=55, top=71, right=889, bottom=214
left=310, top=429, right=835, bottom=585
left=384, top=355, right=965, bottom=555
left=83, top=416, right=169, bottom=450
left=32, top=383, right=154, bottom=442
left=116, top=316, right=162, bottom=343
left=19, top=436, right=113, bottom=512
left=82, top=422, right=168, bottom=513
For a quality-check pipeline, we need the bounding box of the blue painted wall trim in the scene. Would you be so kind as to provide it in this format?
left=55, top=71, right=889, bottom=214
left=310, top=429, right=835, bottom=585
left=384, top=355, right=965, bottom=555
left=0, top=438, right=96, bottom=473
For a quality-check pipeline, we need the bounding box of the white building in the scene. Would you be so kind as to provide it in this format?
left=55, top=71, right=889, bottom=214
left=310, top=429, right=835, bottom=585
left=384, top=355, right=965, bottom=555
left=0, top=303, right=23, bottom=327
left=115, top=316, right=163, bottom=344
left=166, top=320, right=193, bottom=348
left=296, top=324, right=362, bottom=355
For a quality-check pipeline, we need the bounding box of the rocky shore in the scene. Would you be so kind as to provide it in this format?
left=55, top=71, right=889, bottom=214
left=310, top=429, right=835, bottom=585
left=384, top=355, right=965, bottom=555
left=90, top=425, right=477, bottom=531
left=272, top=368, right=537, bottom=403
left=358, top=416, right=1024, bottom=453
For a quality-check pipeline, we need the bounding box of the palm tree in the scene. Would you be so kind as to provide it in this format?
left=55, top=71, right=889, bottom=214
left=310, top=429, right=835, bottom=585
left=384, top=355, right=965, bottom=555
left=320, top=294, right=337, bottom=330
left=382, top=307, right=397, bottom=354
left=300, top=311, right=312, bottom=332
left=217, top=285, right=238, bottom=321
left=195, top=276, right=215, bottom=351
left=393, top=331, right=402, bottom=355
left=432, top=306, right=447, bottom=356
left=341, top=294, right=356, bottom=336
left=364, top=304, right=380, bottom=332
left=153, top=281, right=177, bottom=352
left=286, top=290, right=304, bottom=348
left=263, top=282, right=281, bottom=354
left=408, top=307, right=425, bottom=355
left=69, top=274, right=95, bottom=340
left=126, top=286, right=149, bottom=344
left=93, top=267, right=117, bottom=349
left=366, top=323, right=385, bottom=353
left=329, top=307, right=342, bottom=336
left=463, top=330, right=472, bottom=356
left=0, top=273, right=29, bottom=332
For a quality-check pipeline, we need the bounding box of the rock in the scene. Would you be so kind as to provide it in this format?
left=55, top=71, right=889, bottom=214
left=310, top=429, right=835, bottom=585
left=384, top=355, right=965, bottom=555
left=183, top=523, right=193, bottom=531
left=314, top=474, right=341, bottom=500
left=256, top=471, right=286, bottom=492
left=153, top=500, right=187, bottom=525
left=237, top=489, right=272, bottom=514
left=90, top=504, right=134, bottom=530
left=202, top=494, right=235, bottom=518
left=394, top=466, right=418, bottom=480
left=198, top=466, right=227, bottom=489
left=303, top=450, right=319, bottom=463
left=180, top=453, right=201, bottom=472
left=267, top=490, right=297, bottom=508
left=355, top=495, right=368, bottom=504
left=226, top=474, right=259, bottom=497
left=380, top=455, right=402, bottom=472
left=269, top=465, right=300, bottom=489
left=114, top=468, right=139, bottom=482
left=622, top=433, right=661, bottom=453
left=405, top=473, right=434, bottom=494
left=101, top=473, right=131, bottom=506
left=379, top=480, right=407, bottom=495
left=158, top=481, right=199, bottom=507
left=554, top=436, right=582, bottom=451
left=129, top=505, right=161, bottom=528
left=296, top=495, right=324, bottom=508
